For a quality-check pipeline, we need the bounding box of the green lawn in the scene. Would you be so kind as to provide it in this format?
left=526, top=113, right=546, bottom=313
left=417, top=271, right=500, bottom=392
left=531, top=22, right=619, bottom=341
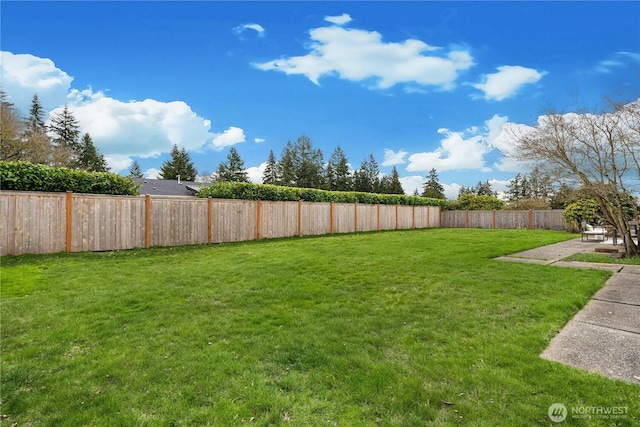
left=1, top=229, right=638, bottom=426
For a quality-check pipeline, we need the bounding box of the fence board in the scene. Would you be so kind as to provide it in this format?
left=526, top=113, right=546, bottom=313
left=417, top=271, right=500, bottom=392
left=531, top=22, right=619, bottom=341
left=260, top=201, right=298, bottom=239
left=0, top=191, right=66, bottom=255
left=440, top=209, right=566, bottom=230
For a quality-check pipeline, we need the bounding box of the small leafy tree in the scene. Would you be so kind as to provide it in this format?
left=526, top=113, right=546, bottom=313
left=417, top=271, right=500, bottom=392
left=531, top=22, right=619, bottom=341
left=508, top=98, right=640, bottom=256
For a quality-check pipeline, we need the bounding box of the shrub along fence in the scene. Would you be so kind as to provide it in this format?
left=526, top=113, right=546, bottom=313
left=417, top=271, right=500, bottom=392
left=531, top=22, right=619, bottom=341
left=0, top=191, right=442, bottom=256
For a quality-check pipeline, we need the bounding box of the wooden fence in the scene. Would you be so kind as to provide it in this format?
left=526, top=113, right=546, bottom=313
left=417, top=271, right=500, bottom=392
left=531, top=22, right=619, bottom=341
left=441, top=209, right=566, bottom=230
left=0, top=191, right=441, bottom=256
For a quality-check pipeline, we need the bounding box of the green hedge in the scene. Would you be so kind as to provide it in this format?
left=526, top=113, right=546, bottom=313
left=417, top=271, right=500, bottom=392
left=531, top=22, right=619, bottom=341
left=0, top=161, right=140, bottom=196
left=197, top=182, right=446, bottom=207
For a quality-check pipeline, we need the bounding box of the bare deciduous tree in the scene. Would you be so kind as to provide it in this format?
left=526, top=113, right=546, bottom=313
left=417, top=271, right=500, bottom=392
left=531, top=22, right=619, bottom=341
left=507, top=98, right=640, bottom=257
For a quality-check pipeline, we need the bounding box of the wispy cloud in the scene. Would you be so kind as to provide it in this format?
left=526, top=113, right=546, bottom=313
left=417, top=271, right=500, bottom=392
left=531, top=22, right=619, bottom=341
left=472, top=65, right=545, bottom=101
left=233, top=23, right=265, bottom=38
left=594, top=51, right=640, bottom=73
left=254, top=16, right=474, bottom=90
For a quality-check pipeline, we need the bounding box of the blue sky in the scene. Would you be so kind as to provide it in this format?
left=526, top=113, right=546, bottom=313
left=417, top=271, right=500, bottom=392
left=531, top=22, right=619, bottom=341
left=2, top=1, right=639, bottom=197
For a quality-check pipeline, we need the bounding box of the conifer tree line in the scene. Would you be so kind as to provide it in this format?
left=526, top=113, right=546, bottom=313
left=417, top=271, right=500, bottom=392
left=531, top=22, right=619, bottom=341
left=211, top=133, right=406, bottom=194
left=0, top=88, right=108, bottom=172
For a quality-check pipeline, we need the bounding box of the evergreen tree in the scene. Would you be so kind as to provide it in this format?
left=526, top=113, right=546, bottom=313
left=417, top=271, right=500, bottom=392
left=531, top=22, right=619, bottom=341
left=215, top=147, right=249, bottom=182
left=475, top=180, right=496, bottom=197
left=457, top=185, right=475, bottom=197
left=506, top=173, right=524, bottom=202
left=354, top=154, right=380, bottom=193
left=22, top=93, right=53, bottom=164
left=291, top=134, right=324, bottom=189
left=421, top=168, right=445, bottom=199
left=277, top=134, right=324, bottom=188
left=326, top=146, right=352, bottom=191
left=77, top=133, right=109, bottom=171
left=262, top=150, right=281, bottom=185
left=278, top=141, right=296, bottom=187
left=129, top=160, right=144, bottom=178
left=159, top=144, right=197, bottom=181
left=382, top=166, right=404, bottom=194
left=27, top=94, right=47, bottom=134
left=48, top=104, right=80, bottom=167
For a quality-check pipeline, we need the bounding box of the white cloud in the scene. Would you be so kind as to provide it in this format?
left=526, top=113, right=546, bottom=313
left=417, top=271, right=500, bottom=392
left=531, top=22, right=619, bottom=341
left=50, top=88, right=215, bottom=173
left=325, top=13, right=352, bottom=26
left=246, top=162, right=267, bottom=183
left=254, top=138, right=266, bottom=143
left=399, top=175, right=424, bottom=196
left=406, top=124, right=490, bottom=172
left=255, top=19, right=473, bottom=90
left=382, top=148, right=408, bottom=166
left=473, top=65, right=544, bottom=101
left=442, top=183, right=462, bottom=200
left=212, top=126, right=246, bottom=149
left=0, top=51, right=73, bottom=112
left=144, top=168, right=161, bottom=179
left=233, top=23, right=265, bottom=37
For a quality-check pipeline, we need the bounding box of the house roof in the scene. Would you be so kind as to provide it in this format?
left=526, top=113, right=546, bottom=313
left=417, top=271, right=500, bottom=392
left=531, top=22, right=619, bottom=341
left=134, top=178, right=203, bottom=196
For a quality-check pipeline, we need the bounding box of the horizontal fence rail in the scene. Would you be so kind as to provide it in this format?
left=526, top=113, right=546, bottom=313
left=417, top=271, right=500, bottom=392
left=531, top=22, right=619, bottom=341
left=0, top=191, right=442, bottom=256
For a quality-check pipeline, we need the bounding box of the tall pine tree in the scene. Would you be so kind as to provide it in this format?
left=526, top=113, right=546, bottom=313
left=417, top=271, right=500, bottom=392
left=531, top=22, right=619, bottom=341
left=77, top=133, right=109, bottom=172
left=159, top=144, right=197, bottom=181
left=422, top=168, right=445, bottom=199
left=326, top=146, right=352, bottom=191
left=379, top=166, right=404, bottom=194
left=214, top=147, right=249, bottom=182
left=48, top=104, right=80, bottom=167
left=129, top=160, right=144, bottom=178
left=262, top=150, right=281, bottom=185
left=354, top=154, right=380, bottom=193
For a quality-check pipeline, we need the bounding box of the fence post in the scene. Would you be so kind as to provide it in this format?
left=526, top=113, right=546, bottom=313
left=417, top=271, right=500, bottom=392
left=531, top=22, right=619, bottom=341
left=256, top=199, right=262, bottom=239
left=207, top=197, right=213, bottom=244
left=298, top=200, right=302, bottom=237
left=492, top=210, right=497, bottom=229
left=145, top=194, right=151, bottom=248
left=330, top=202, right=335, bottom=234
left=529, top=209, right=534, bottom=229
left=395, top=204, right=399, bottom=230
left=66, top=191, right=73, bottom=253
left=412, top=205, right=416, bottom=229
left=377, top=204, right=381, bottom=231
left=465, top=210, right=469, bottom=228
left=354, top=202, right=358, bottom=233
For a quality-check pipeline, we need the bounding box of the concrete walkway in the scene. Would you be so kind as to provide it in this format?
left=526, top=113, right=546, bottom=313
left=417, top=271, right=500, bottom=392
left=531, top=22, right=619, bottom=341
left=496, top=238, right=640, bottom=385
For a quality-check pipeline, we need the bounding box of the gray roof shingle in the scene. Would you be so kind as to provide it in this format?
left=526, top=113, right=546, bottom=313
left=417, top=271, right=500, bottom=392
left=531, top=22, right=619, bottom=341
left=134, top=178, right=203, bottom=196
